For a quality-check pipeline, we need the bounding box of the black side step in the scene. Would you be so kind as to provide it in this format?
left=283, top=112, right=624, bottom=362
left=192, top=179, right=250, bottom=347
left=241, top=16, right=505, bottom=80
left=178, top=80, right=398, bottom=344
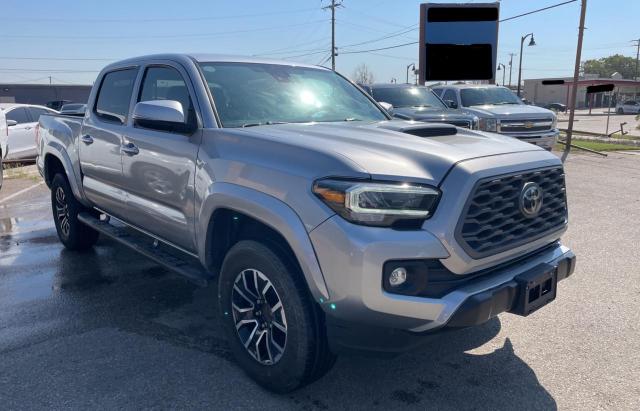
left=78, top=212, right=209, bottom=286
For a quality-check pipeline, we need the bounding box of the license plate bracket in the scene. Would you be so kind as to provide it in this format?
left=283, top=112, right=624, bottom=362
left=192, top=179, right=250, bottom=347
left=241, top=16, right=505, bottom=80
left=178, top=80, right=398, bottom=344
left=510, top=264, right=557, bottom=316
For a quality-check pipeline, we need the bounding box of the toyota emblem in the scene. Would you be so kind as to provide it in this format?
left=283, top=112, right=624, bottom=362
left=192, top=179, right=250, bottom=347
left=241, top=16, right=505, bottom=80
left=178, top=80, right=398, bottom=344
left=519, top=182, right=543, bottom=218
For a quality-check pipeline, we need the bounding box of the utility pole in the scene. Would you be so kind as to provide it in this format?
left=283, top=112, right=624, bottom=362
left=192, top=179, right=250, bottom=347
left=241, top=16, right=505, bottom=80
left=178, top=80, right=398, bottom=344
left=562, top=0, right=587, bottom=163
left=633, top=38, right=640, bottom=80
left=322, top=0, right=342, bottom=71
left=49, top=76, right=52, bottom=85
left=508, top=53, right=516, bottom=88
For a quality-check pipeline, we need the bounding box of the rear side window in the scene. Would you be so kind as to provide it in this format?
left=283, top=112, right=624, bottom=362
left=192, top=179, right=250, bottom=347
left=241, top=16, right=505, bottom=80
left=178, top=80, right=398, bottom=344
left=28, top=107, right=53, bottom=121
left=432, top=88, right=444, bottom=97
left=6, top=107, right=31, bottom=124
left=94, top=68, right=137, bottom=124
left=138, top=66, right=194, bottom=120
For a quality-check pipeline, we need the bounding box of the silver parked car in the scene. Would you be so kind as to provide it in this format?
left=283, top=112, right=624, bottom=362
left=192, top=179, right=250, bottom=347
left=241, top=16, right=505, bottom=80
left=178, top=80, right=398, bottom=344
left=1, top=103, right=57, bottom=160
left=37, top=54, right=576, bottom=392
left=432, top=85, right=559, bottom=150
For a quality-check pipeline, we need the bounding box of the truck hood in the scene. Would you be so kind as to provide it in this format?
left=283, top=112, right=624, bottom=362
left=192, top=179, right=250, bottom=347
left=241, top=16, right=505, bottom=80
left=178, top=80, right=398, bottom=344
left=465, top=104, right=555, bottom=119
left=236, top=120, right=544, bottom=185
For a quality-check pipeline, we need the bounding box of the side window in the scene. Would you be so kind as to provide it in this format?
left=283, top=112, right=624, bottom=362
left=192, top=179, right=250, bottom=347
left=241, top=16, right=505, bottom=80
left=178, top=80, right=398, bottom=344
left=94, top=68, right=137, bottom=124
left=137, top=66, right=194, bottom=124
left=6, top=107, right=31, bottom=124
left=442, top=89, right=457, bottom=104
left=28, top=107, right=52, bottom=122
left=432, top=88, right=443, bottom=97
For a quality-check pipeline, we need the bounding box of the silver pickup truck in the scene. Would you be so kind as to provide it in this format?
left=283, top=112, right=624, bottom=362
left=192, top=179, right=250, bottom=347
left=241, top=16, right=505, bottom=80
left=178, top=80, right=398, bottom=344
left=432, top=84, right=560, bottom=150
left=37, top=54, right=576, bottom=393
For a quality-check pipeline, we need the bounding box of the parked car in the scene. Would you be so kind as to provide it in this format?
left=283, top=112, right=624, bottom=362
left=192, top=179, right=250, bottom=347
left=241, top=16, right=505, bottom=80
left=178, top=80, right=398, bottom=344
left=1, top=104, right=58, bottom=160
left=45, top=100, right=72, bottom=111
left=616, top=100, right=640, bottom=114
left=361, top=83, right=478, bottom=129
left=432, top=85, right=559, bottom=150
left=38, top=54, right=575, bottom=393
left=545, top=102, right=567, bottom=113
left=59, top=103, right=87, bottom=116
left=0, top=108, right=6, bottom=189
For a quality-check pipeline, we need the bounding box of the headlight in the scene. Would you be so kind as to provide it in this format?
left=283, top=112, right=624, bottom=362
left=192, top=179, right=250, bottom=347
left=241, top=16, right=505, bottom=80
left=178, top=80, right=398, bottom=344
left=478, top=118, right=497, bottom=132
left=471, top=116, right=480, bottom=130
left=312, top=179, right=440, bottom=227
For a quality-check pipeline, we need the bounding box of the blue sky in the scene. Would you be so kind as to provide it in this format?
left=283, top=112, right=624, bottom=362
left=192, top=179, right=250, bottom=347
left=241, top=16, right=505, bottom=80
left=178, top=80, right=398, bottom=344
left=0, top=0, right=638, bottom=85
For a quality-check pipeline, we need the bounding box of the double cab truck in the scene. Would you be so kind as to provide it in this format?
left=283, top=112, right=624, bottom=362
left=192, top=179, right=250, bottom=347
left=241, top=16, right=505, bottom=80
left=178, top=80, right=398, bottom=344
left=432, top=84, right=560, bottom=151
left=38, top=54, right=576, bottom=393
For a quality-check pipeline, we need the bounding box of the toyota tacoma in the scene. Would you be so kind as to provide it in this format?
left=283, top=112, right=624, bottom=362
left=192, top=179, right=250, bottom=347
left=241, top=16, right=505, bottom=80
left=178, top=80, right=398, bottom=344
left=37, top=54, right=576, bottom=392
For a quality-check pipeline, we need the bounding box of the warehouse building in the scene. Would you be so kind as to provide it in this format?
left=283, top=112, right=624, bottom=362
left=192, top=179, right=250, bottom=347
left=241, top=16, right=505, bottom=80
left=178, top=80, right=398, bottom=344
left=0, top=84, right=92, bottom=108
left=523, top=77, right=640, bottom=109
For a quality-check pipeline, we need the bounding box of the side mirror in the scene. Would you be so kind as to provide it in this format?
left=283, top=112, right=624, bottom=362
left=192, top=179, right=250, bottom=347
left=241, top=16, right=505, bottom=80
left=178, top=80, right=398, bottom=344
left=445, top=100, right=458, bottom=109
left=7, top=119, right=17, bottom=127
left=133, top=100, right=194, bottom=133
left=378, top=101, right=394, bottom=115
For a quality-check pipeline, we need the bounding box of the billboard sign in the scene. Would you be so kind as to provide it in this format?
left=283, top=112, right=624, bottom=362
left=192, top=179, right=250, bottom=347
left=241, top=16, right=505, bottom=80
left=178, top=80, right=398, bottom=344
left=419, top=2, right=500, bottom=83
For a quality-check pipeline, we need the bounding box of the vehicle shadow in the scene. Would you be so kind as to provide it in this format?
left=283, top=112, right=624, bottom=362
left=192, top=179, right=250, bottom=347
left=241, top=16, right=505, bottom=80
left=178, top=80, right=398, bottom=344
left=291, top=318, right=557, bottom=410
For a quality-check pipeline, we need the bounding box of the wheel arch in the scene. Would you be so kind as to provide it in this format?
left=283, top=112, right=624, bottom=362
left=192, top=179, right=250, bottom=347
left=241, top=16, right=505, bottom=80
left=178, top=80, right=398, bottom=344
left=42, top=144, right=88, bottom=206
left=198, top=182, right=330, bottom=301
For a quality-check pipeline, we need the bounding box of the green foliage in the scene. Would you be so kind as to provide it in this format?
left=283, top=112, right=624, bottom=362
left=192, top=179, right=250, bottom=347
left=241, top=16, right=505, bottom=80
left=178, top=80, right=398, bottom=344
left=583, top=54, right=637, bottom=79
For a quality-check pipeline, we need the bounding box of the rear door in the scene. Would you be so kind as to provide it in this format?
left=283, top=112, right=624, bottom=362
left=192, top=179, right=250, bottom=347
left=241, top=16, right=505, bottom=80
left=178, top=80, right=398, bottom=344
left=5, top=107, right=34, bottom=160
left=120, top=63, right=202, bottom=251
left=79, top=67, right=138, bottom=217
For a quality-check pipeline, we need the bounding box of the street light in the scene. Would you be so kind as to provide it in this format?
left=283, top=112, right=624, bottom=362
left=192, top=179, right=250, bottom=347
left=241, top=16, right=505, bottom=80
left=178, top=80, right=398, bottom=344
left=516, top=33, right=536, bottom=97
left=406, top=63, right=415, bottom=84
left=497, top=63, right=506, bottom=86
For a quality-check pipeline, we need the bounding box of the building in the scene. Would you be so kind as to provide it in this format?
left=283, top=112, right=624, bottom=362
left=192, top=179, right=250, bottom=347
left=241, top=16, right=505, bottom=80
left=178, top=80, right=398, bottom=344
left=523, top=76, right=640, bottom=109
left=0, top=84, right=92, bottom=107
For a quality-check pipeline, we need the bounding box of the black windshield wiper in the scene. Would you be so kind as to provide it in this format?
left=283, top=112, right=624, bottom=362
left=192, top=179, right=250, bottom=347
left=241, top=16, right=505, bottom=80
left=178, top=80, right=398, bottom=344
left=240, top=121, right=288, bottom=128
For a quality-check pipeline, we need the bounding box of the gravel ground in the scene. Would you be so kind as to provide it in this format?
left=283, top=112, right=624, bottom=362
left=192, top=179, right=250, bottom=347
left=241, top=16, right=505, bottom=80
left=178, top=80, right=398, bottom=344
left=0, top=152, right=638, bottom=410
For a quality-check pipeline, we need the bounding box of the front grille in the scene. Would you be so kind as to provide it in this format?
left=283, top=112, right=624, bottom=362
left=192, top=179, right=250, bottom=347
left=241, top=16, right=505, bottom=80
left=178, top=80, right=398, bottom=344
left=456, top=167, right=567, bottom=258
left=445, top=120, right=472, bottom=128
left=500, top=118, right=553, bottom=133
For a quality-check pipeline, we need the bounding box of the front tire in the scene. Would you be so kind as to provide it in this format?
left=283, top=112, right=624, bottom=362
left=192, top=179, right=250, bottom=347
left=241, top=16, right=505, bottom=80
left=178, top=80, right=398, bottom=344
left=51, top=173, right=99, bottom=251
left=218, top=240, right=335, bottom=393
left=617, top=108, right=624, bottom=114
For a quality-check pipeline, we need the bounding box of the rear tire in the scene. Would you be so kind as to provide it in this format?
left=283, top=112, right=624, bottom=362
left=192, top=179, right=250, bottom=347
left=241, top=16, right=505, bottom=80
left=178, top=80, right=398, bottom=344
left=51, top=173, right=99, bottom=251
left=617, top=108, right=624, bottom=114
left=218, top=240, right=335, bottom=393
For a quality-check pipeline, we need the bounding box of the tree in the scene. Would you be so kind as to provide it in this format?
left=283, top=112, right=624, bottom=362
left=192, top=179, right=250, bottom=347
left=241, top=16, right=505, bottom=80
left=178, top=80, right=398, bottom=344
left=583, top=54, right=637, bottom=79
left=352, top=63, right=375, bottom=85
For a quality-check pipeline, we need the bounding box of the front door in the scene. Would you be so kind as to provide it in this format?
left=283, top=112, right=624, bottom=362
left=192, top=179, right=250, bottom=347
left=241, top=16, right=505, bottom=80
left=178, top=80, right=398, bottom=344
left=79, top=67, right=138, bottom=217
left=120, top=63, right=201, bottom=252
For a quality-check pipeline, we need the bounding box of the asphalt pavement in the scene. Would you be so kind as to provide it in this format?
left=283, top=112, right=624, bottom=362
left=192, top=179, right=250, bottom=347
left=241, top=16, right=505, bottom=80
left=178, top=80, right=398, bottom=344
left=1, top=152, right=639, bottom=410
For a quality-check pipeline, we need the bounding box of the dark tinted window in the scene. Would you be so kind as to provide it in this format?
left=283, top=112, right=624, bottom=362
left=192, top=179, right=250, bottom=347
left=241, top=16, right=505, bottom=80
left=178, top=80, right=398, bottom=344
left=95, top=69, right=137, bottom=124
left=138, top=66, right=193, bottom=121
left=28, top=107, right=53, bottom=121
left=431, top=88, right=444, bottom=97
left=442, top=89, right=457, bottom=104
left=460, top=87, right=521, bottom=107
left=6, top=107, right=31, bottom=124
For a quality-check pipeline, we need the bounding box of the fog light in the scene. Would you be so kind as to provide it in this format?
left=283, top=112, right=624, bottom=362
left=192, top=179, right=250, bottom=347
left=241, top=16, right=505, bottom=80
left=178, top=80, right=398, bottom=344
left=389, top=267, right=407, bottom=287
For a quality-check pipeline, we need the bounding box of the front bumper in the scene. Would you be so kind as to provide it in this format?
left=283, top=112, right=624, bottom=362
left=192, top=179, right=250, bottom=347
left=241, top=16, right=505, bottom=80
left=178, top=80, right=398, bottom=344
left=501, top=129, right=559, bottom=150
left=310, top=215, right=575, bottom=354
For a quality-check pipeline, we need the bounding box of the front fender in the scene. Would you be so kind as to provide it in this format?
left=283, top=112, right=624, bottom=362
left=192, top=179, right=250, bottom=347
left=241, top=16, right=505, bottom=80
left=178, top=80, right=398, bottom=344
left=197, top=182, right=330, bottom=300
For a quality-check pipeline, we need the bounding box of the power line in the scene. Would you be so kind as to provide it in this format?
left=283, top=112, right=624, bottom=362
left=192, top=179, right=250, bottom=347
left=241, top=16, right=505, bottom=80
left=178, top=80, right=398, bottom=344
left=499, top=0, right=578, bottom=23
left=1, top=20, right=328, bottom=40
left=9, top=8, right=318, bottom=23
left=340, top=41, right=418, bottom=55
left=339, top=24, right=417, bottom=49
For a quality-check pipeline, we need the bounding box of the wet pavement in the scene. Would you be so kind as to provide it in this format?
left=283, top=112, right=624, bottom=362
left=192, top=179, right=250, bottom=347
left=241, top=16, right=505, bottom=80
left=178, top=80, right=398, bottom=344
left=1, top=153, right=639, bottom=410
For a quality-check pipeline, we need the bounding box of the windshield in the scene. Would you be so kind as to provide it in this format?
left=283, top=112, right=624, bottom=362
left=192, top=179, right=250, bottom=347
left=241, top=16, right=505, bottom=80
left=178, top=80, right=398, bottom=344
left=370, top=86, right=446, bottom=109
left=198, top=62, right=387, bottom=127
left=460, top=87, right=522, bottom=107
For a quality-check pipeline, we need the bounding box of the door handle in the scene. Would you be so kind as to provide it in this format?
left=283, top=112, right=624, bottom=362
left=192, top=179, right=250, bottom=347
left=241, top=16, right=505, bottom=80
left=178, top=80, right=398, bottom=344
left=121, top=142, right=139, bottom=156
left=81, top=135, right=94, bottom=145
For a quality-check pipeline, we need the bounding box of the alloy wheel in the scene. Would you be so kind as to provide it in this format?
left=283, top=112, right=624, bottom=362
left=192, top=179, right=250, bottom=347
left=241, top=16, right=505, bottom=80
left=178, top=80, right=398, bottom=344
left=55, top=186, right=70, bottom=237
left=231, top=268, right=288, bottom=365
